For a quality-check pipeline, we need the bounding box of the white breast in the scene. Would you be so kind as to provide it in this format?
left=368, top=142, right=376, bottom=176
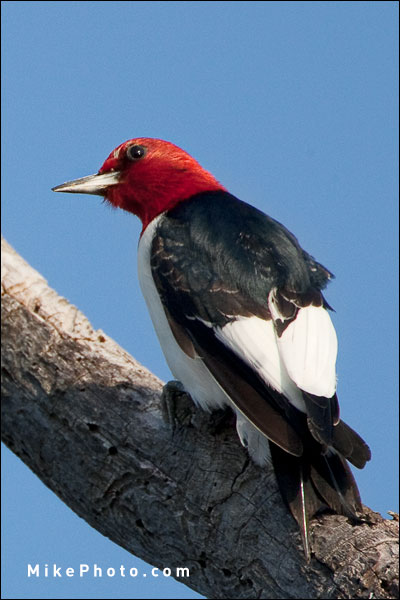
left=137, top=217, right=228, bottom=412
left=137, top=216, right=275, bottom=467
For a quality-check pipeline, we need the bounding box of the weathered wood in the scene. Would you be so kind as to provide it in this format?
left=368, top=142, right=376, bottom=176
left=1, top=236, right=398, bottom=599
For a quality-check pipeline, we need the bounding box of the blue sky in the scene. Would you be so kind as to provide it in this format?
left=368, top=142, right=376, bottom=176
left=1, top=1, right=398, bottom=599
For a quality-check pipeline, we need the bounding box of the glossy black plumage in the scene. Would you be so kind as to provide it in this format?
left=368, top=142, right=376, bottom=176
left=151, top=190, right=339, bottom=438
left=150, top=190, right=371, bottom=557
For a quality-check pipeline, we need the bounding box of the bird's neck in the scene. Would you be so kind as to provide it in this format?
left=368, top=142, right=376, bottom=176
left=111, top=168, right=226, bottom=232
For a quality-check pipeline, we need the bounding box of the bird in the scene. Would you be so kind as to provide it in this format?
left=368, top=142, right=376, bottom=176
left=53, top=137, right=371, bottom=559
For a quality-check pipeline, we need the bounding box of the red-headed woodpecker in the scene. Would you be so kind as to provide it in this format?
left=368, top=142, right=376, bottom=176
left=53, top=138, right=371, bottom=558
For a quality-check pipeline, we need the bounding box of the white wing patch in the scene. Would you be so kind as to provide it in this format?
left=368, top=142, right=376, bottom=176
left=215, top=317, right=306, bottom=412
left=274, top=304, right=338, bottom=397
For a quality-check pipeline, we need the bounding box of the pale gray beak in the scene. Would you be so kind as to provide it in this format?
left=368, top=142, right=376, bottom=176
left=52, top=171, right=121, bottom=195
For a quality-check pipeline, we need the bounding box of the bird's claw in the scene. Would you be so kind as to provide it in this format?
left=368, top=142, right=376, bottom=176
left=161, top=380, right=194, bottom=433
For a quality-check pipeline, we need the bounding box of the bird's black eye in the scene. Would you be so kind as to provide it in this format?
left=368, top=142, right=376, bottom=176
left=126, top=145, right=147, bottom=161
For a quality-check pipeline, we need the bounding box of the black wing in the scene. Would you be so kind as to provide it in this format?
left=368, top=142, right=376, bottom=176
left=150, top=191, right=370, bottom=556
left=150, top=191, right=364, bottom=455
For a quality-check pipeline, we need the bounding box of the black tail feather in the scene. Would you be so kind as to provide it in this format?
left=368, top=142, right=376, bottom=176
left=269, top=438, right=365, bottom=560
left=310, top=449, right=362, bottom=517
left=269, top=443, right=323, bottom=561
left=332, top=420, right=371, bottom=469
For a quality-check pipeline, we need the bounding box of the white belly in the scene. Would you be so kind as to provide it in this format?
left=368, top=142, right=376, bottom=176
left=137, top=217, right=228, bottom=412
left=137, top=216, right=271, bottom=466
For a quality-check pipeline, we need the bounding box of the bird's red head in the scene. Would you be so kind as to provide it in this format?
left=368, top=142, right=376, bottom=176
left=53, top=138, right=226, bottom=231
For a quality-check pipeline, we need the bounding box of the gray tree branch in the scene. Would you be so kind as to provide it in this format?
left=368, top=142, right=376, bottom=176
left=1, top=236, right=398, bottom=599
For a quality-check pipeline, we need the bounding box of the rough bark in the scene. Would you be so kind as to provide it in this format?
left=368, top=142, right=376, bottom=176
left=1, top=236, right=398, bottom=600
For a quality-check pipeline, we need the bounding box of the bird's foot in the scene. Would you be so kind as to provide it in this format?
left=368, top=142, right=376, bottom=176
left=161, top=380, right=195, bottom=432
left=161, top=381, right=234, bottom=437
left=208, top=407, right=235, bottom=435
